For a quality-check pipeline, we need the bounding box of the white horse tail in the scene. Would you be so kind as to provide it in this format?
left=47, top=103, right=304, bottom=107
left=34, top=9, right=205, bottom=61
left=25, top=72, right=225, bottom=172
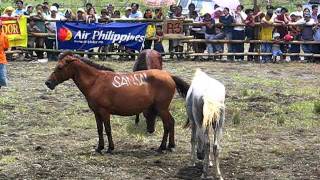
left=202, top=96, right=224, bottom=130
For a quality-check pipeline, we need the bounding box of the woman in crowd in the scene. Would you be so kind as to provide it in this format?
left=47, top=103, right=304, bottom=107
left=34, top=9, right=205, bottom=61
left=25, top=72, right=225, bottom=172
left=86, top=7, right=98, bottom=23
left=143, top=9, right=156, bottom=49
left=233, top=5, right=247, bottom=61
left=64, top=9, right=76, bottom=21
left=172, top=5, right=185, bottom=59
left=220, top=7, right=234, bottom=60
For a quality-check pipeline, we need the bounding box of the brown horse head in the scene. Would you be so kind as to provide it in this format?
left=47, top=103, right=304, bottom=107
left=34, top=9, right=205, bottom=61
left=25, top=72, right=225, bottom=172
left=45, top=52, right=78, bottom=90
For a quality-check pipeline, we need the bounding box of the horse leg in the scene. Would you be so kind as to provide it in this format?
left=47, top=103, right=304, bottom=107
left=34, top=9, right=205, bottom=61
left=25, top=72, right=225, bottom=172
left=213, top=108, right=225, bottom=180
left=94, top=113, right=104, bottom=153
left=102, top=113, right=114, bottom=154
left=143, top=106, right=157, bottom=133
left=135, top=114, right=140, bottom=125
left=190, top=123, right=197, bottom=166
left=158, top=110, right=175, bottom=152
left=201, top=128, right=212, bottom=179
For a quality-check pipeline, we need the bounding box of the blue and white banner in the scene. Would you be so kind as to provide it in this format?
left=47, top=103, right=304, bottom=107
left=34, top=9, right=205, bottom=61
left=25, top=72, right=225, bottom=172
left=56, top=22, right=147, bottom=51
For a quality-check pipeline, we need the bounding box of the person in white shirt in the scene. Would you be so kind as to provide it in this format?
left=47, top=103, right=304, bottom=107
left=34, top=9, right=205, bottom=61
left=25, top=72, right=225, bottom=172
left=13, top=0, right=25, bottom=16
left=232, top=5, right=247, bottom=61
left=121, top=7, right=132, bottom=19
left=45, top=6, right=64, bottom=61
left=129, top=3, right=143, bottom=19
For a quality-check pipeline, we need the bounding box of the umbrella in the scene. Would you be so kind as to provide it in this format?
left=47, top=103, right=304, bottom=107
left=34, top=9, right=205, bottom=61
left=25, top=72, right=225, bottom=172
left=145, top=0, right=176, bottom=7
left=215, top=0, right=240, bottom=11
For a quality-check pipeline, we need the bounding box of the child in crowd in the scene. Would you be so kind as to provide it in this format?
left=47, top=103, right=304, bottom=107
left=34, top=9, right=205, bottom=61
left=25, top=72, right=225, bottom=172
left=272, top=33, right=284, bottom=63
left=154, top=25, right=165, bottom=55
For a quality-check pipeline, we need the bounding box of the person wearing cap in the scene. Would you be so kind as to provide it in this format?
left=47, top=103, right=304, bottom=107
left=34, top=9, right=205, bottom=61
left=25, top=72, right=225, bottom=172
left=52, top=3, right=64, bottom=18
left=2, top=7, right=15, bottom=17
left=75, top=8, right=86, bottom=21
left=13, top=0, right=25, bottom=16
left=45, top=6, right=63, bottom=61
left=272, top=32, right=284, bottom=63
left=301, top=12, right=315, bottom=61
left=260, top=9, right=274, bottom=63
left=121, top=7, right=131, bottom=19
left=274, top=7, right=290, bottom=61
left=24, top=4, right=34, bottom=16
left=0, top=20, right=10, bottom=89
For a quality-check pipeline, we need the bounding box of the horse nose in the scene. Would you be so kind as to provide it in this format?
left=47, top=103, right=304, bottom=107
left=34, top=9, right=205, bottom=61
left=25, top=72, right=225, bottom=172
left=45, top=80, right=51, bottom=87
left=197, top=151, right=205, bottom=160
left=45, top=80, right=54, bottom=90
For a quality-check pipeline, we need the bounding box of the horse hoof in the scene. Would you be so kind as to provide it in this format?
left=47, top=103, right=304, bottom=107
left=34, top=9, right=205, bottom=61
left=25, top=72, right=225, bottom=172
left=167, top=147, right=176, bottom=152
left=156, top=146, right=166, bottom=153
left=201, top=174, right=213, bottom=180
left=106, top=148, right=113, bottom=154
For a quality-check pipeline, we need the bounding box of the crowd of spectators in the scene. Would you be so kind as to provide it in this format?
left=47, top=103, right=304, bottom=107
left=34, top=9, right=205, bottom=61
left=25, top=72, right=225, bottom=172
left=1, top=0, right=320, bottom=63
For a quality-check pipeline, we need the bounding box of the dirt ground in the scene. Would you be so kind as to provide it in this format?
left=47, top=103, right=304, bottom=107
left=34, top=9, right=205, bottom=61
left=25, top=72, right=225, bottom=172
left=0, top=60, right=319, bottom=179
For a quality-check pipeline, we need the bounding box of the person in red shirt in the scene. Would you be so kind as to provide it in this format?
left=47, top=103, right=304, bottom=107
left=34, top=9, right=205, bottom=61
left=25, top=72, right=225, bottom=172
left=0, top=20, right=10, bottom=89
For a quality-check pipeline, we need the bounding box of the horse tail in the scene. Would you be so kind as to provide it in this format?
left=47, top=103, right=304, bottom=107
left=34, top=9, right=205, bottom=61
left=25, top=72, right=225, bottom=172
left=202, top=96, right=224, bottom=130
left=171, top=75, right=190, bottom=99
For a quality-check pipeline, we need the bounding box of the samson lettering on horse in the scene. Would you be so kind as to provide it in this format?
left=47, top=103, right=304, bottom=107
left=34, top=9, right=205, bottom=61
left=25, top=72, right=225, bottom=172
left=112, top=73, right=147, bottom=88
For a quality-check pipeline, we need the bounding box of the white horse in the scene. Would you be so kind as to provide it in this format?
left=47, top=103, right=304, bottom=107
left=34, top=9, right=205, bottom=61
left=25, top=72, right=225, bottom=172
left=186, top=69, right=226, bottom=179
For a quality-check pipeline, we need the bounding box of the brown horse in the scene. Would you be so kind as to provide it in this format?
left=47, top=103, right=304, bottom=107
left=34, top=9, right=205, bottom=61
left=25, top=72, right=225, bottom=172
left=45, top=52, right=189, bottom=153
left=133, top=49, right=163, bottom=125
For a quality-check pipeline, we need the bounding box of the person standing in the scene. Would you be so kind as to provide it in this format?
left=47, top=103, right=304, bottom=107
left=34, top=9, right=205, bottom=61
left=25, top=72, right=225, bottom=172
left=260, top=10, right=274, bottom=63
left=220, top=7, right=234, bottom=60
left=13, top=0, right=25, bottom=16
left=311, top=5, right=318, bottom=23
left=0, top=20, right=10, bottom=89
left=233, top=5, right=247, bottom=61
left=129, top=3, right=143, bottom=19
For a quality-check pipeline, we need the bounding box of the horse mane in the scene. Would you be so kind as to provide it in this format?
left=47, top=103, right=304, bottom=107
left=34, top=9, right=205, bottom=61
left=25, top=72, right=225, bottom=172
left=133, top=51, right=147, bottom=71
left=58, top=51, right=115, bottom=72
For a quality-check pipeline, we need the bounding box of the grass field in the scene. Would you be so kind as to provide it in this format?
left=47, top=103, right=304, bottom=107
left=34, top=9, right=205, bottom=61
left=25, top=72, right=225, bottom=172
left=0, top=59, right=319, bottom=179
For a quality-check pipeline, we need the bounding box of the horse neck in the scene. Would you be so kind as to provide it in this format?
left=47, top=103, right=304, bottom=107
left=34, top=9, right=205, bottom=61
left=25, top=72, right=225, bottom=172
left=71, top=61, right=98, bottom=95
